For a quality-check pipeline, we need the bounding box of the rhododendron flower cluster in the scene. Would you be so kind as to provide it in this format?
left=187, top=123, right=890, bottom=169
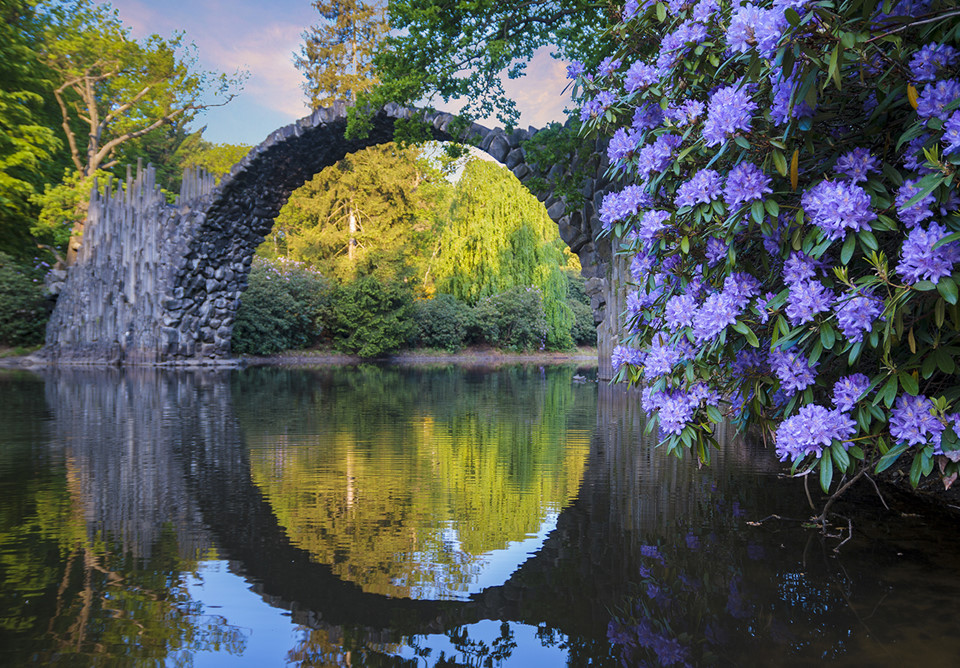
left=567, top=0, right=960, bottom=497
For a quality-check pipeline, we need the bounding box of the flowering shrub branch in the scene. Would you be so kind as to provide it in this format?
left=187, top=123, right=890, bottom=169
left=571, top=0, right=960, bottom=503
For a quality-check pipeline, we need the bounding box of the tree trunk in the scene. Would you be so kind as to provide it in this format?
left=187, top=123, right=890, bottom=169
left=348, top=206, right=357, bottom=263
left=65, top=222, right=84, bottom=267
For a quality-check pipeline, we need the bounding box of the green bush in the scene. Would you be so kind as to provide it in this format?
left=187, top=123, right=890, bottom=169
left=325, top=275, right=415, bottom=358
left=0, top=252, right=51, bottom=346
left=232, top=257, right=330, bottom=355
left=565, top=270, right=596, bottom=346
left=412, top=293, right=473, bottom=351
left=568, top=298, right=596, bottom=347
left=472, top=286, right=548, bottom=351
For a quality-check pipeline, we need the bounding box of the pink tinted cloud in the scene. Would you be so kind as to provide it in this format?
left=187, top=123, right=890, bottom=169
left=504, top=48, right=572, bottom=129
left=111, top=0, right=310, bottom=121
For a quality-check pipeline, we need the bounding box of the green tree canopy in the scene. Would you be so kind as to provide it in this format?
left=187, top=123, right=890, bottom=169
left=433, top=159, right=574, bottom=349
left=176, top=134, right=251, bottom=180
left=296, top=0, right=388, bottom=108
left=41, top=0, right=245, bottom=179
left=0, top=0, right=68, bottom=258
left=348, top=0, right=607, bottom=135
left=273, top=142, right=451, bottom=283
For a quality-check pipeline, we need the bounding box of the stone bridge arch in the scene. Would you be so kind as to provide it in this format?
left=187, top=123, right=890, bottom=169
left=41, top=103, right=624, bottom=374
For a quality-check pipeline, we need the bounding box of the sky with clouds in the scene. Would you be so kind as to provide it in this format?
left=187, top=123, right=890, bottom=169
left=109, top=0, right=572, bottom=147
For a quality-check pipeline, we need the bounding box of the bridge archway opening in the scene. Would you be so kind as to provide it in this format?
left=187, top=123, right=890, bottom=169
left=233, top=136, right=594, bottom=355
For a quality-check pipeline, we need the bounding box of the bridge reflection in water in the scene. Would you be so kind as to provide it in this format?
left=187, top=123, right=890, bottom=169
left=7, top=366, right=960, bottom=666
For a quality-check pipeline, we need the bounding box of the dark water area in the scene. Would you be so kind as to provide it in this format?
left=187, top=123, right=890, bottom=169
left=1, top=365, right=959, bottom=667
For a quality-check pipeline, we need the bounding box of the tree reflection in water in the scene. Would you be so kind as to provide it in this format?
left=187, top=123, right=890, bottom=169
left=236, top=365, right=592, bottom=600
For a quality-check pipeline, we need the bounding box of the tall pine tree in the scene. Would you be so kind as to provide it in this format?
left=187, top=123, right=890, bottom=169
left=296, top=1, right=387, bottom=108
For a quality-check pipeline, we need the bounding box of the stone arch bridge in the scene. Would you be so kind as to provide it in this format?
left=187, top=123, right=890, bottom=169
left=41, top=103, right=628, bottom=377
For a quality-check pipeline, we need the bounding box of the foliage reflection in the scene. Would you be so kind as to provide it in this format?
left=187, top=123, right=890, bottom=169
left=234, top=365, right=594, bottom=599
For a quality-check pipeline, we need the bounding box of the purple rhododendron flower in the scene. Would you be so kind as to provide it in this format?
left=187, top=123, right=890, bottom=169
left=611, top=344, right=644, bottom=371
left=727, top=4, right=785, bottom=59
left=723, top=272, right=760, bottom=308
left=689, top=381, right=721, bottom=407
left=898, top=222, right=960, bottom=284
left=895, top=178, right=936, bottom=228
left=754, top=291, right=776, bottom=323
left=566, top=61, right=585, bottom=79
left=943, top=111, right=960, bottom=155
left=631, top=252, right=655, bottom=282
left=661, top=255, right=682, bottom=275
left=769, top=72, right=814, bottom=125
left=665, top=293, right=697, bottom=329
left=655, top=389, right=699, bottom=436
left=692, top=291, right=740, bottom=343
left=644, top=339, right=685, bottom=377
left=692, top=0, right=720, bottom=22
left=801, top=180, right=876, bottom=241
left=627, top=290, right=650, bottom=318
left=599, top=185, right=653, bottom=228
left=902, top=134, right=932, bottom=172
left=703, top=84, right=758, bottom=146
left=579, top=99, right=601, bottom=122
left=637, top=133, right=682, bottom=179
left=941, top=189, right=960, bottom=216
left=763, top=218, right=787, bottom=255
left=608, top=127, right=640, bottom=164
left=916, top=79, right=960, bottom=120
left=640, top=544, right=665, bottom=562
left=783, top=251, right=818, bottom=285
left=769, top=347, right=817, bottom=396
left=625, top=60, right=658, bottom=92
left=639, top=209, right=672, bottom=240
left=874, top=0, right=932, bottom=23
left=656, top=21, right=701, bottom=72
left=833, top=374, right=871, bottom=412
left=633, top=102, right=665, bottom=132
left=675, top=168, right=723, bottom=207
left=909, top=43, right=959, bottom=82
left=724, top=162, right=772, bottom=209
left=890, top=394, right=944, bottom=447
left=598, top=56, right=622, bottom=77
left=834, top=289, right=884, bottom=342
left=623, top=0, right=656, bottom=20
left=786, top=279, right=834, bottom=325
left=666, top=98, right=706, bottom=126
left=733, top=349, right=768, bottom=376
left=706, top=236, right=728, bottom=266
left=834, top=148, right=880, bottom=183
left=596, top=90, right=616, bottom=109
left=775, top=405, right=856, bottom=463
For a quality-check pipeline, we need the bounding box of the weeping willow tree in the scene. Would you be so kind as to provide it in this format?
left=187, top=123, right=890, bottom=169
left=433, top=159, right=574, bottom=350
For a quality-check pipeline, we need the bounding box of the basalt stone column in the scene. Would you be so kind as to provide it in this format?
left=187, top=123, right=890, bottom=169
left=39, top=164, right=219, bottom=365
left=41, top=103, right=623, bottom=367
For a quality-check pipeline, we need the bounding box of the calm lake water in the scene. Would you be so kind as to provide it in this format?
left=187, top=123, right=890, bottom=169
left=2, top=364, right=960, bottom=666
